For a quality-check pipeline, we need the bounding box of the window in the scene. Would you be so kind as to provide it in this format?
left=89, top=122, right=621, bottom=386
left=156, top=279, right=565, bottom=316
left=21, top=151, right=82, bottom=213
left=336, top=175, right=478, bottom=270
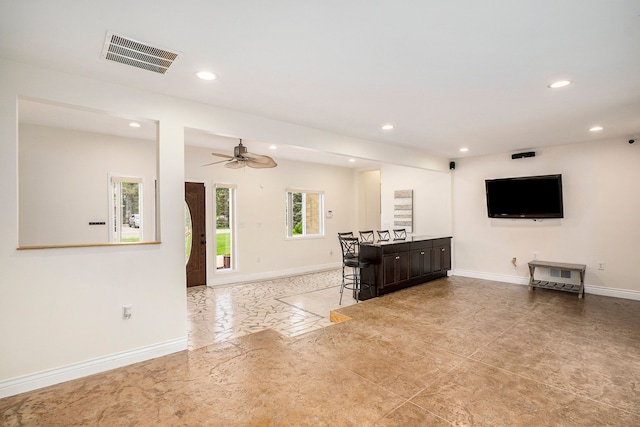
left=215, top=184, right=236, bottom=270
left=184, top=201, right=193, bottom=265
left=110, top=177, right=142, bottom=243
left=286, top=189, right=324, bottom=238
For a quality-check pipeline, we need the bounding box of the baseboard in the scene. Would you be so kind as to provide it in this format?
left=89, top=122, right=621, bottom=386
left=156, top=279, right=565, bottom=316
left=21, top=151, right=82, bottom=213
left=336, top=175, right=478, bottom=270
left=452, top=269, right=640, bottom=301
left=452, top=269, right=529, bottom=286
left=210, top=262, right=342, bottom=286
left=584, top=284, right=640, bottom=301
left=0, top=336, right=187, bottom=399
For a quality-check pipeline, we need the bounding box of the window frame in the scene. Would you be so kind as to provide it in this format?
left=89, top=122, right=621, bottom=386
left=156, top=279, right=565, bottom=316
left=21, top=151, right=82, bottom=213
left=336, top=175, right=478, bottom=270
left=109, top=175, right=143, bottom=243
left=285, top=188, right=325, bottom=239
left=214, top=183, right=237, bottom=271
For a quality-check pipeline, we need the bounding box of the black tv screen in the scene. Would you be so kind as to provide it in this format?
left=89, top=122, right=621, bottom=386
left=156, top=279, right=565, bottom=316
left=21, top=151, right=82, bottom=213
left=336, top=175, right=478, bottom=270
left=485, top=174, right=564, bottom=219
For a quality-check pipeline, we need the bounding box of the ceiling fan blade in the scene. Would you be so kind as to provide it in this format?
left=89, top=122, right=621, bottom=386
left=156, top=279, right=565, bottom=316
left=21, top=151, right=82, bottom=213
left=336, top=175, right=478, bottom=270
left=242, top=152, right=268, bottom=161
left=224, top=160, right=246, bottom=169
left=210, top=152, right=234, bottom=159
left=202, top=158, right=231, bottom=166
left=243, top=152, right=277, bottom=164
left=247, top=157, right=277, bottom=168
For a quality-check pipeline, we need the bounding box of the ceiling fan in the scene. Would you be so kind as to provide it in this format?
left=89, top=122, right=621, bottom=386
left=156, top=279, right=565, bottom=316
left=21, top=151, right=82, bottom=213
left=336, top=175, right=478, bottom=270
left=203, top=139, right=277, bottom=169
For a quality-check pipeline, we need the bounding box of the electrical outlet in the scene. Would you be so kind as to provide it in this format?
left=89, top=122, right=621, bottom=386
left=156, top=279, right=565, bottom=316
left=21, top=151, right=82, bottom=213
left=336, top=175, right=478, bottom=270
left=597, top=262, right=605, bottom=270
left=122, top=305, right=132, bottom=320
left=533, top=252, right=537, bottom=260
left=329, top=249, right=333, bottom=256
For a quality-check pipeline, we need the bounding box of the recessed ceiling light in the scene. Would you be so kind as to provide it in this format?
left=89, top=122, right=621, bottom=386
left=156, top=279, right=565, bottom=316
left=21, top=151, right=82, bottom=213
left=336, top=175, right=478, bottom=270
left=548, top=80, right=572, bottom=89
left=269, top=145, right=277, bottom=150
left=459, top=147, right=469, bottom=152
left=196, top=71, right=217, bottom=80
left=348, top=158, right=356, bottom=163
left=129, top=122, right=141, bottom=128
left=589, top=126, right=604, bottom=132
left=381, top=124, right=394, bottom=130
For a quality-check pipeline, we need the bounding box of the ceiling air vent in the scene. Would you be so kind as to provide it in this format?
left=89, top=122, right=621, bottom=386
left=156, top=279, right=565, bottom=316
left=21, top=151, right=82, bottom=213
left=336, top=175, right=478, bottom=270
left=101, top=31, right=179, bottom=74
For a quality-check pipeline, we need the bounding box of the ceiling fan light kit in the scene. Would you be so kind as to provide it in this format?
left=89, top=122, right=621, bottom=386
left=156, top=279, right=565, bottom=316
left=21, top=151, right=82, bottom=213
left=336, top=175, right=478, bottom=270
left=203, top=139, right=277, bottom=169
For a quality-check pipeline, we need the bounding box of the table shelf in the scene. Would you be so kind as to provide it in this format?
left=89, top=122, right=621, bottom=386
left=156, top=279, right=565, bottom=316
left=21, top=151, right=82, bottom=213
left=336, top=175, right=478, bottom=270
left=528, top=260, right=586, bottom=298
left=530, top=279, right=582, bottom=293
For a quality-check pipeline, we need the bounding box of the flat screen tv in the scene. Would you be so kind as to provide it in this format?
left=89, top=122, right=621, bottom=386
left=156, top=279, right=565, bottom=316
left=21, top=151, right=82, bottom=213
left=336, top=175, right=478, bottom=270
left=485, top=174, right=564, bottom=219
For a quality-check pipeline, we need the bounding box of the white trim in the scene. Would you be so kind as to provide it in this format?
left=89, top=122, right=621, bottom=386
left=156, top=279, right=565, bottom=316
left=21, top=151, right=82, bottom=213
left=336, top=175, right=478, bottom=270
left=210, top=262, right=341, bottom=286
left=285, top=189, right=325, bottom=238
left=0, top=336, right=187, bottom=399
left=109, top=175, right=144, bottom=243
left=452, top=269, right=529, bottom=285
left=452, top=269, right=640, bottom=301
left=585, top=284, right=640, bottom=301
left=212, top=184, right=236, bottom=274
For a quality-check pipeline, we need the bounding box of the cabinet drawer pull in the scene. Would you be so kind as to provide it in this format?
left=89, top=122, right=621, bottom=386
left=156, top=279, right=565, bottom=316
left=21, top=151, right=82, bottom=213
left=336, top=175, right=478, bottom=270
left=395, top=256, right=400, bottom=260
left=420, top=251, right=424, bottom=255
left=441, top=248, right=445, bottom=252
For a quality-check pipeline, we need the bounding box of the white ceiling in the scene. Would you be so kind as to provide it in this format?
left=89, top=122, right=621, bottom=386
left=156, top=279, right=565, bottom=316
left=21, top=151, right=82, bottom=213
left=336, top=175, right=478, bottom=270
left=3, top=1, right=640, bottom=162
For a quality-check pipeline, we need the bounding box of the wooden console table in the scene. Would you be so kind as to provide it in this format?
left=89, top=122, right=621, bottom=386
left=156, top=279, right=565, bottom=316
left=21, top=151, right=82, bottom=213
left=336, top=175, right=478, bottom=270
left=528, top=260, right=586, bottom=298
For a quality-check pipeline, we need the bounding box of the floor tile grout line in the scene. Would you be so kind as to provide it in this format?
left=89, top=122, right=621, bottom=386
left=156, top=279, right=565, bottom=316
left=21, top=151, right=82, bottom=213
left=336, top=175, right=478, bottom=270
left=467, top=356, right=640, bottom=418
left=459, top=307, right=640, bottom=418
left=186, top=270, right=352, bottom=349
left=187, top=273, right=640, bottom=422
left=398, top=346, right=640, bottom=423
left=201, top=268, right=341, bottom=290
left=368, top=304, right=594, bottom=424
left=376, top=399, right=456, bottom=426
left=271, top=298, right=326, bottom=318
left=466, top=311, right=529, bottom=360
left=276, top=283, right=343, bottom=299
left=387, top=361, right=467, bottom=426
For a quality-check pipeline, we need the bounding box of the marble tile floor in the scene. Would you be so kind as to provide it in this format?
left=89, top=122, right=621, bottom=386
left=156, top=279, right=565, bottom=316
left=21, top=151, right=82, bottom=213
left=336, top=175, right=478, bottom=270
left=187, top=269, right=358, bottom=349
left=2, top=275, right=640, bottom=426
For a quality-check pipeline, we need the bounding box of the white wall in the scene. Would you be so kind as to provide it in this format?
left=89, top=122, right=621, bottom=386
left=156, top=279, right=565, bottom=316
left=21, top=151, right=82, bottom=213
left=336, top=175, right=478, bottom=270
left=357, top=170, right=381, bottom=232
left=380, top=164, right=453, bottom=237
left=1, top=58, right=446, bottom=396
left=0, top=61, right=188, bottom=397
left=452, top=139, right=640, bottom=297
left=19, top=124, right=157, bottom=246
left=185, top=145, right=357, bottom=284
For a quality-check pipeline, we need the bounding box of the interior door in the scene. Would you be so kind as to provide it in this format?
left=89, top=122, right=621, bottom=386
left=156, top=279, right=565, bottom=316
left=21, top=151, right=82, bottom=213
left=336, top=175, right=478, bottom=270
left=185, top=182, right=206, bottom=287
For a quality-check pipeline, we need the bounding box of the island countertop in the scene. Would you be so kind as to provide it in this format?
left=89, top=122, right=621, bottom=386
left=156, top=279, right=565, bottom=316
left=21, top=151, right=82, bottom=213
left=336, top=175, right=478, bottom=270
left=360, top=235, right=452, bottom=247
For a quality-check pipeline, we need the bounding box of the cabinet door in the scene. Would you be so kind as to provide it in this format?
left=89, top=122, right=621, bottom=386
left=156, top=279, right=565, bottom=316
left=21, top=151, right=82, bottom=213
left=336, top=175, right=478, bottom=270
left=411, top=248, right=435, bottom=278
left=433, top=244, right=451, bottom=273
left=409, top=250, right=422, bottom=279
left=396, top=252, right=410, bottom=283
left=441, top=245, right=451, bottom=270
left=382, top=254, right=397, bottom=286
left=433, top=246, right=443, bottom=272
left=423, top=247, right=434, bottom=275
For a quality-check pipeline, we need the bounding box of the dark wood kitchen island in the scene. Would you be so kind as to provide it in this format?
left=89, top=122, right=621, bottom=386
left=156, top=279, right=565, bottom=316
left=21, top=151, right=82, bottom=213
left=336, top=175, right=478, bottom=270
left=358, top=235, right=452, bottom=300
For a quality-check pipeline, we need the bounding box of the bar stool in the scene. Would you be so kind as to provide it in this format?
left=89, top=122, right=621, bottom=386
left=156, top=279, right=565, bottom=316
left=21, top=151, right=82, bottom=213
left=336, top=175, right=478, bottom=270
left=338, top=236, right=371, bottom=304
left=337, top=232, right=354, bottom=281
left=393, top=228, right=407, bottom=240
left=359, top=230, right=374, bottom=243
left=376, top=230, right=390, bottom=242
